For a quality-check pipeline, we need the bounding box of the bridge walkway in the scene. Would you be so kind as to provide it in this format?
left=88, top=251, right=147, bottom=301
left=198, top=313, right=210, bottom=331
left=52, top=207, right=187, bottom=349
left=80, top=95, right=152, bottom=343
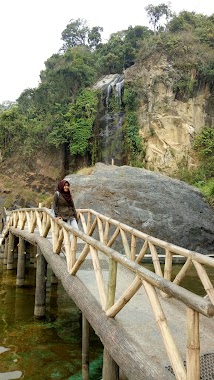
left=76, top=253, right=214, bottom=378
left=0, top=207, right=214, bottom=380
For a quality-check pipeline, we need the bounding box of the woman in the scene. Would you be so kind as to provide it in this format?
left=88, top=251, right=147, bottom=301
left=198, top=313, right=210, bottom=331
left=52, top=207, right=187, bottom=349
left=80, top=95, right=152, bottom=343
left=52, top=179, right=78, bottom=229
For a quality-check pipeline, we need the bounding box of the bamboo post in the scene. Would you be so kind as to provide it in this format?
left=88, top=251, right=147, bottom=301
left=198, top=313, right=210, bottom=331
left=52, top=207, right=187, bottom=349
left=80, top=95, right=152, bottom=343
left=13, top=212, right=19, bottom=228
left=164, top=249, right=173, bottom=281
left=130, top=234, right=136, bottom=261
left=26, top=211, right=32, bottom=232
left=63, top=228, right=71, bottom=265
left=148, top=242, right=163, bottom=277
left=102, top=348, right=119, bottom=380
left=69, top=234, right=77, bottom=271
left=97, top=217, right=104, bottom=243
left=142, top=280, right=186, bottom=380
left=186, top=307, right=200, bottom=380
left=7, top=231, right=15, bottom=269
left=42, top=216, right=51, bottom=238
left=161, top=249, right=173, bottom=298
left=30, top=244, right=36, bottom=267
left=80, top=213, right=88, bottom=233
left=104, top=221, right=110, bottom=245
left=50, top=219, right=59, bottom=253
left=35, top=210, right=43, bottom=234
left=51, top=271, right=58, bottom=284
left=34, top=246, right=47, bottom=317
left=19, top=211, right=26, bottom=230
left=16, top=237, right=26, bottom=287
left=90, top=246, right=107, bottom=309
left=3, top=237, right=8, bottom=265
left=120, top=228, right=131, bottom=259
left=82, top=313, right=90, bottom=380
left=86, top=211, right=92, bottom=234
left=54, top=229, right=64, bottom=255
left=106, top=258, right=117, bottom=310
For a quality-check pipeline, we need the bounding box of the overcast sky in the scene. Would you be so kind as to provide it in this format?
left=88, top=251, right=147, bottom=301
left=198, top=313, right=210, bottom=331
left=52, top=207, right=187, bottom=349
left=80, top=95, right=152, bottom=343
left=0, top=0, right=213, bottom=103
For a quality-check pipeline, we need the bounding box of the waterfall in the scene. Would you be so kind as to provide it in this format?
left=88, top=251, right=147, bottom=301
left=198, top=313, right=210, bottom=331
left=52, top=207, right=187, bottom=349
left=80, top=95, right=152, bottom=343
left=105, top=84, right=112, bottom=110
left=93, top=74, right=125, bottom=165
left=115, top=79, right=124, bottom=105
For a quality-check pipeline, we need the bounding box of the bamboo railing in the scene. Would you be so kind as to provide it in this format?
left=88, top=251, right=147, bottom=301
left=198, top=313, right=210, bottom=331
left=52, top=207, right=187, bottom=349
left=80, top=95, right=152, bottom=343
left=78, top=209, right=214, bottom=305
left=1, top=207, right=214, bottom=380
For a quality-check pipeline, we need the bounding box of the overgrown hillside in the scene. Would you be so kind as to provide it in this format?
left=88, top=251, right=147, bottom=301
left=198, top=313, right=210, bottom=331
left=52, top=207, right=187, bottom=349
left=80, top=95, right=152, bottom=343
left=0, top=5, right=214, bottom=207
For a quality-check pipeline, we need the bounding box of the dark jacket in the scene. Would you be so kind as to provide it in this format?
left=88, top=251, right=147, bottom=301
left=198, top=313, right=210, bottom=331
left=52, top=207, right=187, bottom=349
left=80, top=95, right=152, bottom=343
left=52, top=192, right=77, bottom=221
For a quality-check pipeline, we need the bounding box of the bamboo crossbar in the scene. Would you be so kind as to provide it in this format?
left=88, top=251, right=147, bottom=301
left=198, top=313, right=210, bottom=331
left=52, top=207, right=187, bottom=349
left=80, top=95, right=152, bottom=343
left=2, top=207, right=214, bottom=380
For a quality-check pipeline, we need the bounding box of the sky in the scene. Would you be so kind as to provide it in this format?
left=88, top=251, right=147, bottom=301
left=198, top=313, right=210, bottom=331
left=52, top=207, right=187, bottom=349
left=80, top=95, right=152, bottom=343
left=0, top=0, right=213, bottom=104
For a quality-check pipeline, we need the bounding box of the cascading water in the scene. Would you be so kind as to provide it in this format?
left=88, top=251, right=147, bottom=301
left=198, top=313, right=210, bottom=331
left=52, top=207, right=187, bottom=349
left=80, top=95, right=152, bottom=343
left=93, top=74, right=125, bottom=166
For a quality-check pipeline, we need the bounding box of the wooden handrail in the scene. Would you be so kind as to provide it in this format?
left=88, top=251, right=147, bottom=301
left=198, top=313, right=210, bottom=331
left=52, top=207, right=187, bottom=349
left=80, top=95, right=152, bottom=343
left=1, top=206, right=214, bottom=380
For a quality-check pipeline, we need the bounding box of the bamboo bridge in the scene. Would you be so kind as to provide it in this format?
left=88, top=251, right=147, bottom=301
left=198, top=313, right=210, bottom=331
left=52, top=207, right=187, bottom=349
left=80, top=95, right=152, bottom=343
left=0, top=207, right=214, bottom=380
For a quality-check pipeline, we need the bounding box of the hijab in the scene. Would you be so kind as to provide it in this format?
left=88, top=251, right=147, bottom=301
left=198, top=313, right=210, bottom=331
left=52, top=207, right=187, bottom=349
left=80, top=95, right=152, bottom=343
left=57, top=180, right=73, bottom=206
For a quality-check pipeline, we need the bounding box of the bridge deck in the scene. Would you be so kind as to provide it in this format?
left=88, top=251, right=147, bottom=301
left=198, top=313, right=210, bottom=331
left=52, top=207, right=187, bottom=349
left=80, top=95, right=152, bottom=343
left=1, top=208, right=214, bottom=380
left=75, top=253, right=214, bottom=378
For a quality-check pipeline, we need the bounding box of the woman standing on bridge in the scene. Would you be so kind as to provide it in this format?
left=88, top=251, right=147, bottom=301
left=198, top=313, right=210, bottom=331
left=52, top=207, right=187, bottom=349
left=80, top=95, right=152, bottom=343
left=52, top=179, right=78, bottom=229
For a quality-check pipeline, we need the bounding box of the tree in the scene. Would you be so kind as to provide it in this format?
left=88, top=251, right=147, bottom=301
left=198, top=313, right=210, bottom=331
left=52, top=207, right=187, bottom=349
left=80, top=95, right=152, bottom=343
left=0, top=101, right=16, bottom=113
left=65, top=89, right=98, bottom=156
left=145, top=3, right=173, bottom=32
left=61, top=18, right=89, bottom=51
left=124, top=25, right=152, bottom=48
left=61, top=18, right=103, bottom=52
left=0, top=106, right=26, bottom=154
left=88, top=26, right=103, bottom=49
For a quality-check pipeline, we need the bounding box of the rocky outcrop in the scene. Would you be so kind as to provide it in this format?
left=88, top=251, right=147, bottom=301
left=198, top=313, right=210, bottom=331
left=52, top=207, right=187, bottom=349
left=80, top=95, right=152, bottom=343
left=0, top=147, right=65, bottom=209
left=66, top=163, right=214, bottom=255
left=125, top=53, right=212, bottom=175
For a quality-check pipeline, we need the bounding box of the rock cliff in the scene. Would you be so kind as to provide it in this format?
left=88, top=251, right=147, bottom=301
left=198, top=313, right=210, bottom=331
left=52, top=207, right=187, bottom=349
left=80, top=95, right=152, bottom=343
left=125, top=52, right=213, bottom=175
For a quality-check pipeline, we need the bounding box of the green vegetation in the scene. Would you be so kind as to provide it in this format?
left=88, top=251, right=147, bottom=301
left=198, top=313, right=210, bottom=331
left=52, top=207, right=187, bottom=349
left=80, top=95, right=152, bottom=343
left=123, top=85, right=145, bottom=166
left=178, top=127, right=214, bottom=205
left=65, top=89, right=99, bottom=155
left=194, top=127, right=214, bottom=171
left=0, top=173, right=49, bottom=209
left=0, top=5, right=213, bottom=202
left=145, top=3, right=173, bottom=32
left=193, top=128, right=214, bottom=205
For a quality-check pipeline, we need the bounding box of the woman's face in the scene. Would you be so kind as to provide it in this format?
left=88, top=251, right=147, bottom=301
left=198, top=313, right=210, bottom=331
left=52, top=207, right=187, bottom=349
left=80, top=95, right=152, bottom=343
left=63, top=182, right=70, bottom=192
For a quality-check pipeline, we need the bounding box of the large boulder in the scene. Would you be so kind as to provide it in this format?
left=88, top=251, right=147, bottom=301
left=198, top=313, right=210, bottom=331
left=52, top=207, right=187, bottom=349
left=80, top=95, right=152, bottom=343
left=66, top=163, right=214, bottom=255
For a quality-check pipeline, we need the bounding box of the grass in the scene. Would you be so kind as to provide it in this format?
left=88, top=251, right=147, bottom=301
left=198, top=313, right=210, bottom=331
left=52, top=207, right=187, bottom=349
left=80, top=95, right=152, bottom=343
left=0, top=173, right=52, bottom=209
left=195, top=178, right=214, bottom=207
left=76, top=166, right=94, bottom=175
